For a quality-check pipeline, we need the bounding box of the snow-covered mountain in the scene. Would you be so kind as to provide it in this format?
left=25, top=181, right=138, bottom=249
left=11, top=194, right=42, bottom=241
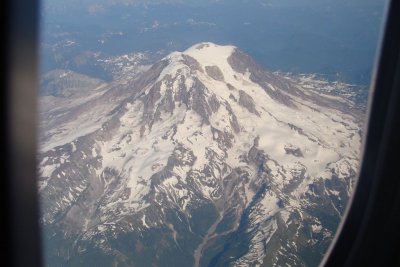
left=38, top=42, right=362, bottom=267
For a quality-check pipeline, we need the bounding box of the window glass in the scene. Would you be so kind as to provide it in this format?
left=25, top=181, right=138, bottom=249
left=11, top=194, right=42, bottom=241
left=38, top=0, right=387, bottom=266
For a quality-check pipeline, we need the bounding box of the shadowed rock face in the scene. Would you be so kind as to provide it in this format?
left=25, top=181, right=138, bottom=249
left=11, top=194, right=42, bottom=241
left=182, top=54, right=204, bottom=73
left=227, top=49, right=360, bottom=116
left=238, top=90, right=260, bottom=116
left=131, top=59, right=170, bottom=91
left=284, top=145, right=304, bottom=157
left=205, top=65, right=225, bottom=81
left=195, top=43, right=211, bottom=50
left=227, top=49, right=261, bottom=75
left=227, top=49, right=297, bottom=108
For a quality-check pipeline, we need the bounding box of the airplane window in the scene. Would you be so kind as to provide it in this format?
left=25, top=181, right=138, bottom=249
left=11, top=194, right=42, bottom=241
left=37, top=0, right=388, bottom=266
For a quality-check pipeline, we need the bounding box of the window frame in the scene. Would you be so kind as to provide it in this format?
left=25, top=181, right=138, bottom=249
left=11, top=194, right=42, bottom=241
left=1, top=1, right=399, bottom=266
left=321, top=0, right=400, bottom=266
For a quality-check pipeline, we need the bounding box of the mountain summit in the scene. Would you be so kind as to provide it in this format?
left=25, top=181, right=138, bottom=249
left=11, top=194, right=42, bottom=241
left=39, top=42, right=362, bottom=267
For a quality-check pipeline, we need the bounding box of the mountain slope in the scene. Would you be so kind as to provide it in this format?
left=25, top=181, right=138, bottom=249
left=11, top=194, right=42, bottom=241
left=38, top=42, right=362, bottom=267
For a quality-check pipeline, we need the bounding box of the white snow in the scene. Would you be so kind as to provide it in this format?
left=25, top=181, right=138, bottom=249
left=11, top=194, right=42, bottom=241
left=141, top=215, right=149, bottom=228
left=38, top=43, right=362, bottom=254
left=92, top=147, right=98, bottom=157
left=40, top=163, right=59, bottom=178
left=311, top=224, right=322, bottom=233
left=184, top=42, right=236, bottom=71
left=259, top=191, right=280, bottom=217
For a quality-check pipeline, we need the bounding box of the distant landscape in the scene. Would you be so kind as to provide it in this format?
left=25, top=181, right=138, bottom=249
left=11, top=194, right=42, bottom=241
left=41, top=0, right=386, bottom=84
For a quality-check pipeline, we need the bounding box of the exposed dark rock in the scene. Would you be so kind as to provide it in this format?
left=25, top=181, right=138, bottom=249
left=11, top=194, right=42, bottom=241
left=228, top=49, right=297, bottom=108
left=205, top=65, right=224, bottom=81
left=229, top=93, right=237, bottom=102
left=195, top=43, right=211, bottom=50
left=131, top=59, right=169, bottom=92
left=226, top=83, right=236, bottom=91
left=208, top=94, right=221, bottom=113
left=211, top=127, right=234, bottom=149
left=284, top=145, right=304, bottom=157
left=238, top=90, right=260, bottom=116
left=224, top=101, right=241, bottom=133
left=182, top=54, right=204, bottom=73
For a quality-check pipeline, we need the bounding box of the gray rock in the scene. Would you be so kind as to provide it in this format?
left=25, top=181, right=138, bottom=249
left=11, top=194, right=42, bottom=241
left=205, top=65, right=225, bottom=81
left=238, top=90, right=260, bottom=116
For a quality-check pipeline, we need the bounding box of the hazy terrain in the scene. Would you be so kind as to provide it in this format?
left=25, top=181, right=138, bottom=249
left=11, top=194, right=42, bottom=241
left=40, top=0, right=386, bottom=84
